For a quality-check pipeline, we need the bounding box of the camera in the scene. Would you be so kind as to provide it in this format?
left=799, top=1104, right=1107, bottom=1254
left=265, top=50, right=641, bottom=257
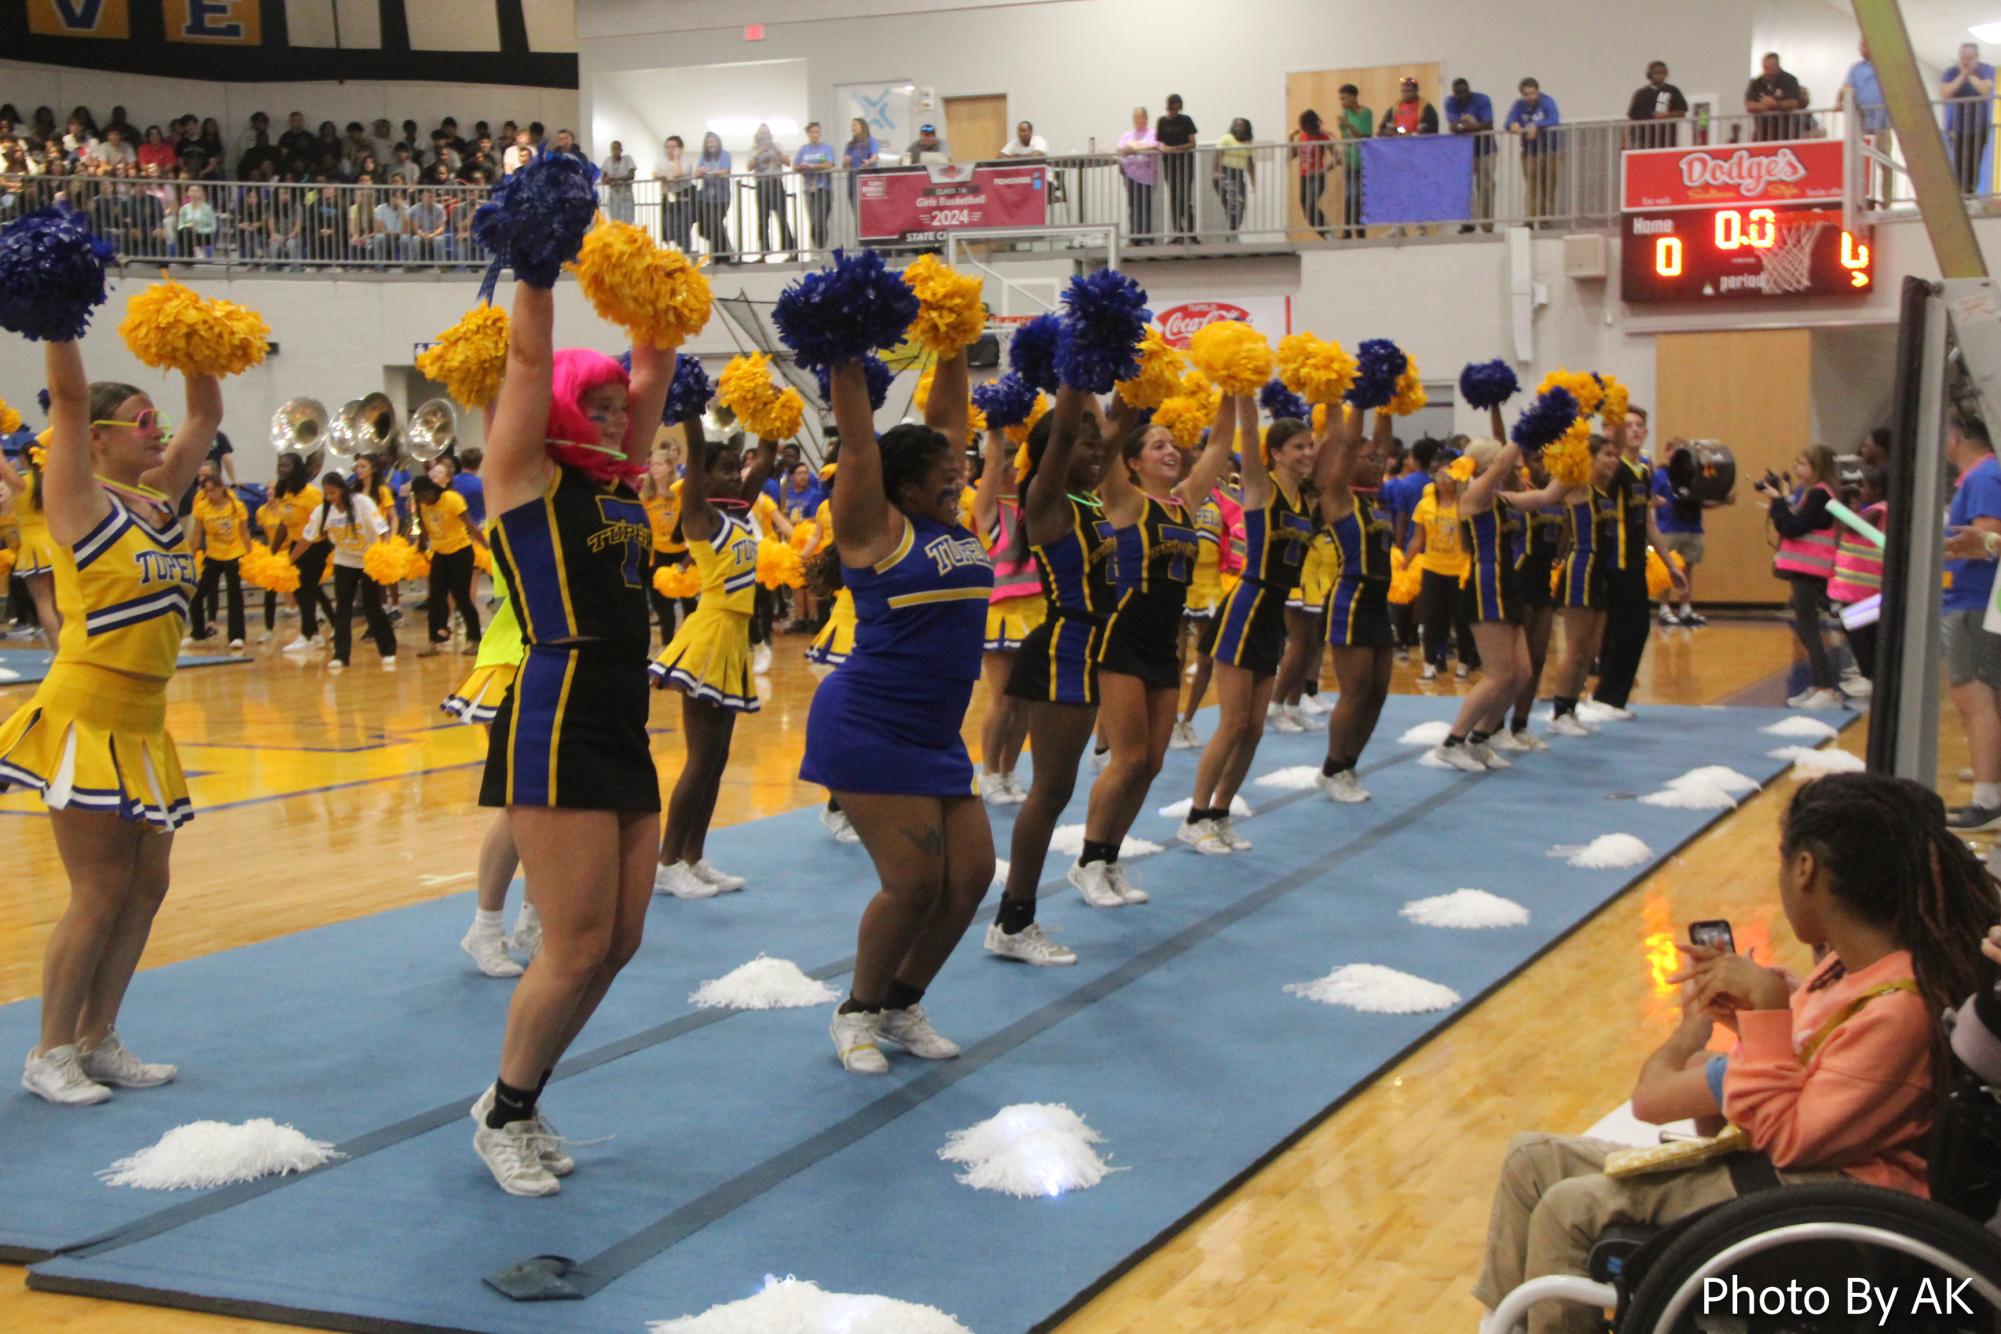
left=1759, top=469, right=1786, bottom=493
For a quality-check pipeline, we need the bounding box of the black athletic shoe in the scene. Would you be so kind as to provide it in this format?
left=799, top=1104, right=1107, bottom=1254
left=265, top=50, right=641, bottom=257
left=1947, top=805, right=2001, bottom=832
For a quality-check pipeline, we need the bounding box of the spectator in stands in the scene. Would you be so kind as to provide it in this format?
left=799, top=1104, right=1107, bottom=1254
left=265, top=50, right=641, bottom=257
left=1378, top=76, right=1438, bottom=138
left=1118, top=106, right=1159, bottom=241
left=1336, top=85, right=1371, bottom=239
left=1940, top=411, right=2001, bottom=829
left=1836, top=42, right=1889, bottom=204
left=129, top=169, right=168, bottom=256
left=503, top=128, right=534, bottom=176
left=429, top=131, right=462, bottom=174
left=269, top=187, right=302, bottom=265
left=1290, top=109, right=1333, bottom=240
left=551, top=128, right=589, bottom=165
left=1626, top=60, right=1688, bottom=150
left=368, top=118, right=397, bottom=168
left=1445, top=77, right=1495, bottom=232
left=427, top=160, right=456, bottom=191
left=278, top=111, right=315, bottom=162
left=1745, top=52, right=1805, bottom=142
left=375, top=187, right=417, bottom=263
left=749, top=123, right=795, bottom=256
left=658, top=134, right=696, bottom=250
left=341, top=121, right=371, bottom=172
left=175, top=182, right=217, bottom=261
left=696, top=131, right=735, bottom=260
left=386, top=143, right=420, bottom=187
left=409, top=188, right=449, bottom=262
left=235, top=180, right=270, bottom=259
left=600, top=140, right=637, bottom=223
left=349, top=180, right=382, bottom=259
left=136, top=125, right=177, bottom=174
left=61, top=114, right=97, bottom=161
left=237, top=129, right=281, bottom=181
left=87, top=177, right=132, bottom=254
left=1000, top=121, right=1047, bottom=157
left=31, top=106, right=57, bottom=145
left=308, top=175, right=344, bottom=261
left=795, top=122, right=835, bottom=250
left=904, top=122, right=949, bottom=163
left=235, top=111, right=271, bottom=161
left=1211, top=117, right=1255, bottom=240
left=1943, top=42, right=1996, bottom=196
left=843, top=119, right=880, bottom=228
left=104, top=105, right=137, bottom=143
left=438, top=117, right=467, bottom=156
left=400, top=119, right=420, bottom=151
left=313, top=120, right=341, bottom=171
left=1156, top=94, right=1198, bottom=241
left=90, top=126, right=136, bottom=171
left=1505, top=78, right=1562, bottom=225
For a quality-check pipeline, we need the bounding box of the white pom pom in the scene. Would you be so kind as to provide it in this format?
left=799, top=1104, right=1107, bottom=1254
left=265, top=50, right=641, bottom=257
left=1048, top=825, right=1162, bottom=859
left=1639, top=781, right=1737, bottom=810
left=1400, top=888, right=1530, bottom=929
left=689, top=956, right=841, bottom=1010
left=1762, top=716, right=1839, bottom=738
left=1284, top=963, right=1460, bottom=1013
left=1668, top=766, right=1760, bottom=795
left=1398, top=721, right=1452, bottom=746
left=940, top=1103, right=1119, bottom=1198
left=1554, top=833, right=1653, bottom=868
left=1771, top=745, right=1866, bottom=776
left=99, top=1119, right=343, bottom=1190
left=1253, top=764, right=1325, bottom=791
left=647, top=1274, right=973, bottom=1333
left=1156, top=795, right=1251, bottom=819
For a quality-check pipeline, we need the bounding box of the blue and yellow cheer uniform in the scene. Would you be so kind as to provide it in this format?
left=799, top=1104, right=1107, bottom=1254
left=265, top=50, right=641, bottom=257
left=801, top=512, right=993, bottom=796
left=806, top=498, right=856, bottom=673
left=1558, top=491, right=1610, bottom=610
left=1185, top=494, right=1226, bottom=620
left=1005, top=493, right=1116, bottom=706
left=1326, top=495, right=1395, bottom=650
left=1463, top=504, right=1522, bottom=624
left=0, top=491, right=197, bottom=827
left=1514, top=504, right=1565, bottom=609
left=1202, top=480, right=1312, bottom=675
left=1098, top=494, right=1200, bottom=688
left=651, top=506, right=760, bottom=711
left=479, top=464, right=656, bottom=811
left=1288, top=525, right=1340, bottom=618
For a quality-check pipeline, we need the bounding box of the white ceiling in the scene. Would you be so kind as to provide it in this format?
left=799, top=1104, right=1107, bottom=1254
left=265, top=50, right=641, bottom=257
left=1838, top=0, right=1993, bottom=68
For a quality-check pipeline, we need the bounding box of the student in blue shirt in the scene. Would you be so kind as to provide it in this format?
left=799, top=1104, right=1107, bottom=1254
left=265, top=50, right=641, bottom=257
left=1943, top=42, right=1997, bottom=196
left=794, top=121, right=836, bottom=251
left=843, top=117, right=880, bottom=218
left=1384, top=439, right=1439, bottom=654
left=1942, top=413, right=2001, bottom=829
left=1504, top=79, right=1561, bottom=226
left=1651, top=441, right=1710, bottom=626
left=776, top=460, right=823, bottom=522
left=1445, top=79, right=1495, bottom=233
left=449, top=448, right=486, bottom=526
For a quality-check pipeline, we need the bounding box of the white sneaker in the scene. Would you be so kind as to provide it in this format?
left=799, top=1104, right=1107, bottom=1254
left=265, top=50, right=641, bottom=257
left=381, top=655, right=397, bottom=670
left=1785, top=687, right=1817, bottom=707
left=1796, top=688, right=1844, bottom=711
left=228, top=638, right=244, bottom=650
left=1467, top=740, right=1511, bottom=770
left=653, top=861, right=719, bottom=899
left=1417, top=664, right=1438, bottom=682
left=1067, top=861, right=1127, bottom=908
left=690, top=858, right=746, bottom=892
left=509, top=911, right=543, bottom=959
left=1511, top=727, right=1549, bottom=752
left=1298, top=693, right=1332, bottom=718
left=1103, top=862, right=1149, bottom=904
left=830, top=1008, right=889, bottom=1074
left=1547, top=714, right=1593, bottom=738
left=1088, top=747, right=1108, bottom=771
left=471, top=1085, right=572, bottom=1175
left=1000, top=773, right=1029, bottom=804
left=1429, top=743, right=1487, bottom=773
left=1454, top=663, right=1471, bottom=680
left=327, top=659, right=346, bottom=674
left=281, top=634, right=312, bottom=653
left=1583, top=701, right=1634, bottom=721
left=752, top=643, right=773, bottom=674
left=1214, top=817, right=1253, bottom=851
left=257, top=630, right=272, bottom=645
left=1270, top=705, right=1305, bottom=734
left=472, top=1117, right=560, bottom=1197
left=1318, top=768, right=1370, bottom=803
left=461, top=925, right=524, bottom=978
left=984, top=920, right=1078, bottom=966
left=1168, top=720, right=1199, bottom=750
left=1839, top=675, right=1872, bottom=699
left=982, top=775, right=1011, bottom=806
left=76, top=1031, right=176, bottom=1088
left=1177, top=817, right=1228, bottom=854
left=879, top=1004, right=960, bottom=1059
left=22, top=1045, right=113, bottom=1105
left=820, top=806, right=860, bottom=843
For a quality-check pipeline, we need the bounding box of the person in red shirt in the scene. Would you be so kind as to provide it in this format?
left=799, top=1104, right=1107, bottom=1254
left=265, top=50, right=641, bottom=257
left=1290, top=110, right=1334, bottom=238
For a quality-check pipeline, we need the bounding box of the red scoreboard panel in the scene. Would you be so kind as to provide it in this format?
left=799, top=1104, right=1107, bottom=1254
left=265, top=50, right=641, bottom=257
left=1620, top=204, right=1872, bottom=301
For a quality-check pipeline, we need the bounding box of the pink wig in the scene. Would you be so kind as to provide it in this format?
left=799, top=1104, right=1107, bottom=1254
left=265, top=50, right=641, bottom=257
left=545, top=348, right=638, bottom=482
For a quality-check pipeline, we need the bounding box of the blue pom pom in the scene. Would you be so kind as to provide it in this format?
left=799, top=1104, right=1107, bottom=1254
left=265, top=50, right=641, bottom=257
left=1510, top=387, right=1579, bottom=450
left=813, top=355, right=893, bottom=412
left=1054, top=269, right=1150, bottom=393
left=37, top=388, right=52, bottom=414
left=972, top=373, right=1038, bottom=429
left=1008, top=314, right=1063, bottom=394
left=472, top=151, right=600, bottom=295
left=1345, top=338, right=1407, bottom=410
left=774, top=249, right=918, bottom=371
left=0, top=208, right=116, bottom=343
left=1258, top=378, right=1309, bottom=423
left=664, top=354, right=716, bottom=426
left=1458, top=359, right=1520, bottom=411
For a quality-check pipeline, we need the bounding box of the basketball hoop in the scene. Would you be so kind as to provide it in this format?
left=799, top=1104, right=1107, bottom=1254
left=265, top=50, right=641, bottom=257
left=1757, top=220, right=1824, bottom=295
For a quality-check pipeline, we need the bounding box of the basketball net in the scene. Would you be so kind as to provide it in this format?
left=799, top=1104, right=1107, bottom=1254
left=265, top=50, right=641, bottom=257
left=1757, top=221, right=1824, bottom=295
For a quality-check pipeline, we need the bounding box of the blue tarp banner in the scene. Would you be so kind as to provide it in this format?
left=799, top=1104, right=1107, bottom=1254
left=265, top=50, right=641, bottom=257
left=1359, top=135, right=1474, bottom=224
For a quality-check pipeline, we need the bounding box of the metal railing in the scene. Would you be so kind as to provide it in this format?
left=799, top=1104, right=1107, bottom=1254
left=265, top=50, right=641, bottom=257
left=1851, top=94, right=2001, bottom=216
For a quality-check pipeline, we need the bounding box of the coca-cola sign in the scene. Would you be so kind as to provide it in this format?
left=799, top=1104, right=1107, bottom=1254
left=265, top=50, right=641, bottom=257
left=1621, top=138, right=1843, bottom=213
left=1156, top=301, right=1252, bottom=348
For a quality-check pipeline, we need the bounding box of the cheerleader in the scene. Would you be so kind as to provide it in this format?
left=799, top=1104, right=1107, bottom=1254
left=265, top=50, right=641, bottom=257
left=0, top=342, right=219, bottom=1105
left=969, top=424, right=1042, bottom=804
left=351, top=453, right=399, bottom=537
left=1271, top=521, right=1335, bottom=732
left=0, top=439, right=62, bottom=648
left=410, top=472, right=485, bottom=654
left=1430, top=422, right=1532, bottom=771
left=650, top=423, right=775, bottom=899
left=1542, top=435, right=1625, bottom=737
left=810, top=351, right=995, bottom=1074
left=271, top=452, right=333, bottom=652
left=1499, top=456, right=1563, bottom=748
left=296, top=473, right=397, bottom=672
left=1073, top=399, right=1234, bottom=906
left=1172, top=476, right=1242, bottom=750
left=1179, top=395, right=1314, bottom=855
left=805, top=464, right=855, bottom=677
left=640, top=439, right=692, bottom=648
left=250, top=487, right=284, bottom=643
left=1315, top=403, right=1398, bottom=803
left=470, top=280, right=670, bottom=1197
left=187, top=469, right=248, bottom=646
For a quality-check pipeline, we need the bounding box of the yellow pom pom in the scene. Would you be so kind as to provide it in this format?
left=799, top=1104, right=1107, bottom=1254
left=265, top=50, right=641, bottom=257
left=790, top=519, right=818, bottom=552
left=0, top=396, right=19, bottom=435
left=1275, top=332, right=1358, bottom=404
left=901, top=254, right=986, bottom=353
left=363, top=537, right=414, bottom=586
left=1188, top=320, right=1273, bottom=396
left=653, top=563, right=677, bottom=597
left=1446, top=454, right=1475, bottom=482
left=1537, top=369, right=1604, bottom=418
left=1597, top=374, right=1629, bottom=427
left=0, top=548, right=14, bottom=583
left=1154, top=396, right=1211, bottom=449
left=1003, top=393, right=1049, bottom=447
left=748, top=386, right=805, bottom=441
left=473, top=543, right=493, bottom=574
left=262, top=546, right=300, bottom=594
left=667, top=562, right=703, bottom=598
left=417, top=305, right=511, bottom=408
left=718, top=353, right=779, bottom=424
left=1388, top=365, right=1427, bottom=417
left=756, top=537, right=806, bottom=589
left=573, top=216, right=713, bottom=349
left=1646, top=546, right=1670, bottom=599
left=1389, top=556, right=1424, bottom=605
left=119, top=279, right=270, bottom=378
left=1542, top=417, right=1595, bottom=489
left=1115, top=327, right=1187, bottom=409
left=401, top=547, right=431, bottom=583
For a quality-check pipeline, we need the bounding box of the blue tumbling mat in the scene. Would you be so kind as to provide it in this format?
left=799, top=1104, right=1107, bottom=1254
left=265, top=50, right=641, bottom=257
left=12, top=697, right=1855, bottom=1331
left=0, top=647, right=249, bottom=690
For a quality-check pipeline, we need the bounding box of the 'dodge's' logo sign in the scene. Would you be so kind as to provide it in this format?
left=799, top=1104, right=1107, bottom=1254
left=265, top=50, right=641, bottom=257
left=1157, top=302, right=1251, bottom=348
left=1677, top=148, right=1809, bottom=198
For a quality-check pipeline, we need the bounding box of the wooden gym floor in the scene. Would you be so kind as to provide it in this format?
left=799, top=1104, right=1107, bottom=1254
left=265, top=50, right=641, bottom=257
left=0, top=612, right=1920, bottom=1332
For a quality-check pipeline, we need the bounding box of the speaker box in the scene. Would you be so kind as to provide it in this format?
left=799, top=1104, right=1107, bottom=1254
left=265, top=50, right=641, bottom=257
left=968, top=332, right=1000, bottom=369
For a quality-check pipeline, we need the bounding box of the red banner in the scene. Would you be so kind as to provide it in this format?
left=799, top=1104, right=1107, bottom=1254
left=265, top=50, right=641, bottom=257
left=856, top=163, right=1048, bottom=242
left=1620, top=139, right=1844, bottom=212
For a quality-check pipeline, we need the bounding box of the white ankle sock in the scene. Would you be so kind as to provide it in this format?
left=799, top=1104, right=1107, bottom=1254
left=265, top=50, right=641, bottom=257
left=1679, top=602, right=1692, bottom=616
left=1975, top=783, right=2001, bottom=809
left=513, top=903, right=539, bottom=929
left=473, top=909, right=504, bottom=932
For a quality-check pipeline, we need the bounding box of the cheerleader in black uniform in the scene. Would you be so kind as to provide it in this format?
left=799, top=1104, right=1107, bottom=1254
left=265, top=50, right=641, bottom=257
left=985, top=390, right=1107, bottom=966
left=1538, top=435, right=1625, bottom=738
left=1314, top=401, right=1397, bottom=803
left=805, top=351, right=995, bottom=1075
left=1072, top=396, right=1235, bottom=907
left=1502, top=457, right=1563, bottom=749
left=1178, top=396, right=1312, bottom=855
left=468, top=279, right=671, bottom=1198
left=1431, top=421, right=1532, bottom=771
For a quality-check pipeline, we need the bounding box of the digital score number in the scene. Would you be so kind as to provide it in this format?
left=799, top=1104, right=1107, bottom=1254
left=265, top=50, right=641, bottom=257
left=1621, top=205, right=1871, bottom=302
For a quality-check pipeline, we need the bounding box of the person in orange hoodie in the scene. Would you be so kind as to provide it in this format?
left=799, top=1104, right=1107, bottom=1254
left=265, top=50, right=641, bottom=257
left=1474, top=772, right=1998, bottom=1333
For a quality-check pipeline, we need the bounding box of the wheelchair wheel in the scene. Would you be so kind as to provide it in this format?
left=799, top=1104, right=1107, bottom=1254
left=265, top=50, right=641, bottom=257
left=1620, top=1182, right=2001, bottom=1333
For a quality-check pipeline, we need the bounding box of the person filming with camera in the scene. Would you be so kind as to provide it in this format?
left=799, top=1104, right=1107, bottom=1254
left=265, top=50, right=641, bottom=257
left=1757, top=445, right=1843, bottom=711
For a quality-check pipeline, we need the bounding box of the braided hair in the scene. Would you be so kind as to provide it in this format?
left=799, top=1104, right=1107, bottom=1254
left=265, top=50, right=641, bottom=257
left=1780, top=773, right=2000, bottom=1085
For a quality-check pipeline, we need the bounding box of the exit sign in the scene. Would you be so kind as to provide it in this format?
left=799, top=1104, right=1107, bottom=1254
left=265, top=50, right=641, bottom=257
left=743, top=23, right=764, bottom=40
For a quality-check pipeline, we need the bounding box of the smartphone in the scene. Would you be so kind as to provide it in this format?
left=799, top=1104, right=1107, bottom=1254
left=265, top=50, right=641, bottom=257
left=1689, top=919, right=1735, bottom=953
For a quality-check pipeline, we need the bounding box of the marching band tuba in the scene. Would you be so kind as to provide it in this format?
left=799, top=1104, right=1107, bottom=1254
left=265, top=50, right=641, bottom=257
left=328, top=392, right=400, bottom=464
left=269, top=397, right=329, bottom=478
left=403, top=398, right=457, bottom=467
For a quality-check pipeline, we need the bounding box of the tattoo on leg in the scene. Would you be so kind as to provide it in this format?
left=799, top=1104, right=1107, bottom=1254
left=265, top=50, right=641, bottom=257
left=899, top=824, right=943, bottom=857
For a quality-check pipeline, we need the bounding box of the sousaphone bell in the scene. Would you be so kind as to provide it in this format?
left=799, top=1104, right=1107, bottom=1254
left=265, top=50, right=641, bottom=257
left=329, top=392, right=400, bottom=464
left=404, top=398, right=457, bottom=467
left=270, top=397, right=328, bottom=478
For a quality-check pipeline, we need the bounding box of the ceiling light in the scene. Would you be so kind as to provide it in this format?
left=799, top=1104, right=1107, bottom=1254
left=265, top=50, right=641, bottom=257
left=1971, top=21, right=2001, bottom=43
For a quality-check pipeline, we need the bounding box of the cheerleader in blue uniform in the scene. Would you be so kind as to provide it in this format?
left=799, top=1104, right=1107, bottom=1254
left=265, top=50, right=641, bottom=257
left=468, top=276, right=672, bottom=1197
left=1310, top=401, right=1398, bottom=805
left=807, top=351, right=996, bottom=1075
left=1503, top=460, right=1564, bottom=749
left=1181, top=395, right=1314, bottom=854
left=1074, top=396, right=1234, bottom=904
left=986, top=391, right=1108, bottom=966
left=1432, top=418, right=1533, bottom=772
left=1537, top=436, right=1625, bottom=738
left=0, top=333, right=221, bottom=1107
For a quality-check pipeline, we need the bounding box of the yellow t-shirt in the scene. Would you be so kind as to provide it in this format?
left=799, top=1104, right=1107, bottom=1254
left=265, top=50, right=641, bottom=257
left=644, top=488, right=682, bottom=553
left=1217, top=132, right=1253, bottom=172
left=750, top=491, right=780, bottom=538
left=419, top=488, right=472, bottom=555
left=1412, top=491, right=1468, bottom=578
left=272, top=484, right=323, bottom=547
left=192, top=491, right=249, bottom=560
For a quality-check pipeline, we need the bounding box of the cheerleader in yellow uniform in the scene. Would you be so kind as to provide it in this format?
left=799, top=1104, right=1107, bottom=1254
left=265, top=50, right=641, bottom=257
left=968, top=424, right=1043, bottom=803
left=0, top=337, right=222, bottom=1106
left=0, top=441, right=62, bottom=649
left=650, top=423, right=776, bottom=898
